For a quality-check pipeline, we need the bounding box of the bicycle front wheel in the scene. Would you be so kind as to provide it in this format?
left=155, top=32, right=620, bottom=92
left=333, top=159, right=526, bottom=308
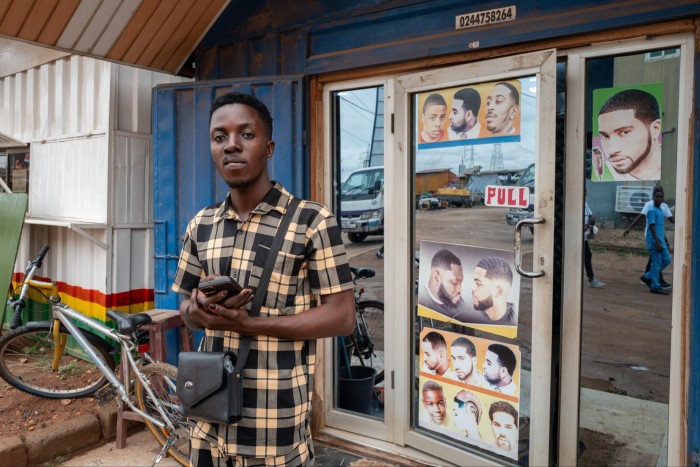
left=136, top=362, right=190, bottom=466
left=0, top=324, right=113, bottom=398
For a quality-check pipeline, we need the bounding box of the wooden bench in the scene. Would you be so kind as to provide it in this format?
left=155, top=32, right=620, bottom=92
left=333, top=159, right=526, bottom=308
left=115, top=309, right=194, bottom=449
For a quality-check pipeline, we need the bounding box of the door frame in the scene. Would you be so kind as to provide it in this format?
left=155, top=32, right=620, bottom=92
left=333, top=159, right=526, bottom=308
left=558, top=33, right=694, bottom=466
left=393, top=49, right=558, bottom=466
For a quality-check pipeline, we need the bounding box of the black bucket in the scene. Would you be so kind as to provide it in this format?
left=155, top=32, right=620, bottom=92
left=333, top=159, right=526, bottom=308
left=338, top=365, right=377, bottom=415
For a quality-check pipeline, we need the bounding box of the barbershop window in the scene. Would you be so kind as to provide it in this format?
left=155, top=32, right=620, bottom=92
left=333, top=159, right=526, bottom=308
left=0, top=149, right=29, bottom=193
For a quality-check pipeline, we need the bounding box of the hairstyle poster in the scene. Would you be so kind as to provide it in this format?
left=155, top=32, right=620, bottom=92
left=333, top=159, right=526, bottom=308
left=417, top=240, right=520, bottom=339
left=417, top=327, right=521, bottom=461
left=416, top=79, right=522, bottom=150
left=591, top=83, right=663, bottom=182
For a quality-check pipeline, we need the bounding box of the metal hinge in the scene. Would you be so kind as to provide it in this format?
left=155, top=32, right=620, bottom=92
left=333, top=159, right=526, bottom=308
left=391, top=370, right=395, bottom=389
left=391, top=113, right=394, bottom=134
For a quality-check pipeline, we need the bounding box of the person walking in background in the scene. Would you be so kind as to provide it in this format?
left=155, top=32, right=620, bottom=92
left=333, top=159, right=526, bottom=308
left=642, top=189, right=672, bottom=295
left=623, top=185, right=674, bottom=289
left=584, top=200, right=605, bottom=288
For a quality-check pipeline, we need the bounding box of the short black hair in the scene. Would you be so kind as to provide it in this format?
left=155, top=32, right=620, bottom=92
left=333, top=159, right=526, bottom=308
left=487, top=343, right=517, bottom=376
left=422, top=93, right=447, bottom=114
left=209, top=92, right=273, bottom=139
left=431, top=249, right=461, bottom=271
left=451, top=336, right=477, bottom=358
left=421, top=380, right=444, bottom=396
left=423, top=331, right=447, bottom=351
left=599, top=88, right=660, bottom=126
left=453, top=88, right=481, bottom=114
left=476, top=256, right=513, bottom=285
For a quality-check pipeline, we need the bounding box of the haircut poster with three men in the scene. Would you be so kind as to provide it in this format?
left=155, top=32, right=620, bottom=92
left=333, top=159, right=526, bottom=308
left=418, top=327, right=521, bottom=461
left=417, top=240, right=521, bottom=339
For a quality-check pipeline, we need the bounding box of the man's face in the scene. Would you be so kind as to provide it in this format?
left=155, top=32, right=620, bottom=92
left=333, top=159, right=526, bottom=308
left=491, top=411, right=518, bottom=451
left=451, top=346, right=475, bottom=381
left=422, top=390, right=447, bottom=425
left=434, top=264, right=464, bottom=305
left=421, top=104, right=447, bottom=141
left=472, top=267, right=495, bottom=311
left=598, top=109, right=660, bottom=175
left=485, top=84, right=517, bottom=134
left=653, top=190, right=664, bottom=208
left=210, top=103, right=274, bottom=190
left=483, top=350, right=504, bottom=385
left=422, top=341, right=439, bottom=370
left=450, top=99, right=468, bottom=132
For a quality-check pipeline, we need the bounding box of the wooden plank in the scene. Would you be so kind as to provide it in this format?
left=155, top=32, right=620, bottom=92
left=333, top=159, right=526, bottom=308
left=106, top=0, right=160, bottom=61
left=37, top=0, right=80, bottom=45
left=56, top=0, right=102, bottom=49
left=138, top=0, right=197, bottom=69
left=91, top=0, right=142, bottom=56
left=17, top=0, right=55, bottom=41
left=74, top=0, right=124, bottom=53
left=120, top=0, right=176, bottom=64
left=0, top=0, right=30, bottom=36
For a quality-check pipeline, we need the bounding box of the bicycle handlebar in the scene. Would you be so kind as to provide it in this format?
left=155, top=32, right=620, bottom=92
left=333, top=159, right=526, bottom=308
left=9, top=245, right=50, bottom=330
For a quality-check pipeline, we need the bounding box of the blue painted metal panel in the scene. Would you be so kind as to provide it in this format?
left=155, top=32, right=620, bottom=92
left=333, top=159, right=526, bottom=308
left=687, top=46, right=700, bottom=466
left=153, top=76, right=305, bottom=313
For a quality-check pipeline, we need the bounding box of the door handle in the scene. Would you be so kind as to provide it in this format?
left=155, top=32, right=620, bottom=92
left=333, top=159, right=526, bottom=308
left=514, top=217, right=545, bottom=278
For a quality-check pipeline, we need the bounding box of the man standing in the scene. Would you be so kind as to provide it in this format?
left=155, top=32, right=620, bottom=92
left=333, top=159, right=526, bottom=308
left=484, top=82, right=519, bottom=136
left=488, top=401, right=519, bottom=452
left=421, top=331, right=450, bottom=376
left=471, top=256, right=516, bottom=325
left=584, top=200, right=605, bottom=288
left=449, top=87, right=482, bottom=139
left=444, top=336, right=483, bottom=386
left=172, top=92, right=355, bottom=466
left=418, top=249, right=471, bottom=320
left=597, top=88, right=662, bottom=181
left=420, top=381, right=449, bottom=427
left=642, top=189, right=672, bottom=295
left=481, top=343, right=518, bottom=395
left=419, top=93, right=448, bottom=143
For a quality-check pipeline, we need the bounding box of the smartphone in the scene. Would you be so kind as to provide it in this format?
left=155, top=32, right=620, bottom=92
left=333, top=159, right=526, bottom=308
left=198, top=276, right=243, bottom=296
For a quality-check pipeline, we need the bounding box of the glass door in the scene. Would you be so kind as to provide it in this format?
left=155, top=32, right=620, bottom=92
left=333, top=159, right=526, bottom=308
left=559, top=34, right=693, bottom=466
left=393, top=51, right=558, bottom=465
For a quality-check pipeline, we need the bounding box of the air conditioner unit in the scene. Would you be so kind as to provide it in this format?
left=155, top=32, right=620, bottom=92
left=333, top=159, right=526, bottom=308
left=615, top=186, right=654, bottom=213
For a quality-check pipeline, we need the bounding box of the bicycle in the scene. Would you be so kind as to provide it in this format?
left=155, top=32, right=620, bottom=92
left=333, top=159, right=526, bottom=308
left=0, top=245, right=190, bottom=465
left=342, top=266, right=384, bottom=384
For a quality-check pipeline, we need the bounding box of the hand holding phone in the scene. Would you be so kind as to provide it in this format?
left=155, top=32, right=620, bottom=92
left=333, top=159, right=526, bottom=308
left=198, top=277, right=243, bottom=297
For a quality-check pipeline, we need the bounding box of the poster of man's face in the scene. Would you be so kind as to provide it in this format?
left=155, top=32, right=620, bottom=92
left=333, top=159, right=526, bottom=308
left=591, top=83, right=663, bottom=182
left=417, top=240, right=521, bottom=339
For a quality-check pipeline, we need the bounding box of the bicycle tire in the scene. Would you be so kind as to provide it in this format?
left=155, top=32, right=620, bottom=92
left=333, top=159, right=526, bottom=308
left=0, top=324, right=113, bottom=398
left=136, top=362, right=190, bottom=466
left=355, top=300, right=385, bottom=384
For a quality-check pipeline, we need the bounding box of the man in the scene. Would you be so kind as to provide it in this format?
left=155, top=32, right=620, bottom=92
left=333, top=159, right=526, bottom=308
left=481, top=343, right=518, bottom=395
left=488, top=401, right=519, bottom=452
left=484, top=81, right=519, bottom=136
left=420, top=381, right=449, bottom=427
left=418, top=248, right=472, bottom=321
left=444, top=336, right=483, bottom=386
left=453, top=389, right=483, bottom=440
left=172, top=92, right=355, bottom=466
left=597, top=88, right=662, bottom=181
left=419, top=93, right=448, bottom=143
left=641, top=189, right=672, bottom=295
left=623, top=185, right=674, bottom=289
left=471, top=256, right=516, bottom=325
left=421, top=331, right=450, bottom=376
left=449, top=87, right=482, bottom=139
left=584, top=199, right=605, bottom=288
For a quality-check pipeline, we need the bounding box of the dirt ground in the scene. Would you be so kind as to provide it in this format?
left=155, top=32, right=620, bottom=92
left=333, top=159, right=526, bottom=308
left=0, top=205, right=674, bottom=464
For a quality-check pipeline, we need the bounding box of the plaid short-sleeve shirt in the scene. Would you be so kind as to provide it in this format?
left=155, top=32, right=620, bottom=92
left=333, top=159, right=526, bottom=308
left=172, top=182, right=353, bottom=458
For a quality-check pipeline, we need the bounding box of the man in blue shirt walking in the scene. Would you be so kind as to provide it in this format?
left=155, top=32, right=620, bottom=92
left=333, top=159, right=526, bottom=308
left=642, top=190, right=671, bottom=295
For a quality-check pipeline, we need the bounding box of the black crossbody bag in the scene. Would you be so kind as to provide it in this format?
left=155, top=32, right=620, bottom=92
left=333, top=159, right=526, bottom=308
left=176, top=197, right=301, bottom=425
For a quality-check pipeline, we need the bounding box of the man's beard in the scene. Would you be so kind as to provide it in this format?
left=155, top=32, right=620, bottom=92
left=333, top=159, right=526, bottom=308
left=226, top=169, right=263, bottom=190
left=457, top=366, right=472, bottom=381
left=483, top=372, right=500, bottom=385
left=613, top=130, right=653, bottom=175
left=437, top=283, right=458, bottom=305
left=473, top=294, right=493, bottom=311
left=451, top=119, right=467, bottom=132
left=496, top=436, right=512, bottom=450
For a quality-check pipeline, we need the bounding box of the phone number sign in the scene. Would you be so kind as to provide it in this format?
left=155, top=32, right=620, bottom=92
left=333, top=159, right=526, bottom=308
left=455, top=6, right=516, bottom=30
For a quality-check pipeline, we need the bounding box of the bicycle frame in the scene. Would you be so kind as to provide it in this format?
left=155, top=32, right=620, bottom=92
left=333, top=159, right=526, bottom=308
left=23, top=278, right=175, bottom=431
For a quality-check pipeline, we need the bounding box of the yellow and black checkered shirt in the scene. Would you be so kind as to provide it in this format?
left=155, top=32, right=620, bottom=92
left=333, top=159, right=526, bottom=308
left=172, top=182, right=353, bottom=458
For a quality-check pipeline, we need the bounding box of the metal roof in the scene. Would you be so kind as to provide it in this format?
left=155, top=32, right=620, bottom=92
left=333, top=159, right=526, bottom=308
left=0, top=0, right=229, bottom=77
left=0, top=130, right=26, bottom=149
